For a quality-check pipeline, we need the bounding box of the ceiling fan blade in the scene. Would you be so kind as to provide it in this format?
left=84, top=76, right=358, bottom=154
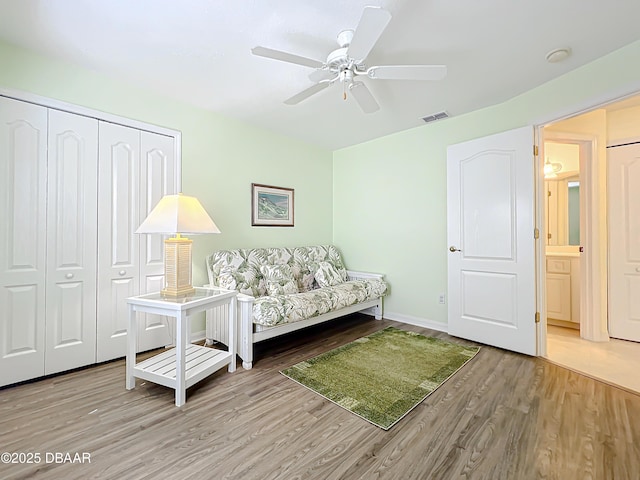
left=349, top=82, right=379, bottom=113
left=309, top=69, right=336, bottom=83
left=251, top=46, right=324, bottom=69
left=284, top=81, right=331, bottom=105
left=347, top=7, right=392, bottom=63
left=367, top=65, right=448, bottom=81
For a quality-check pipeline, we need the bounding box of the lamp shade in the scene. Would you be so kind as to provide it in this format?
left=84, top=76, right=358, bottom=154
left=136, top=193, right=221, bottom=235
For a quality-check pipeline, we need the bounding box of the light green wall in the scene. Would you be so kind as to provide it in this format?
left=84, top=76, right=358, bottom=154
left=4, top=34, right=640, bottom=332
left=333, top=39, right=640, bottom=326
left=0, top=40, right=333, bottom=291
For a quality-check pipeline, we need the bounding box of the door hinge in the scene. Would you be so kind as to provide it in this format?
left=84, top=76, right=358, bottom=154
left=534, top=228, right=539, bottom=239
left=535, top=312, right=540, bottom=323
left=533, top=145, right=539, bottom=156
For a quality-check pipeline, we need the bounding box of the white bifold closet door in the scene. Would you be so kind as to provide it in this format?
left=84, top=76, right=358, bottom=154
left=1, top=95, right=178, bottom=386
left=0, top=97, right=48, bottom=385
left=0, top=99, right=99, bottom=382
left=97, top=122, right=175, bottom=362
left=45, top=110, right=99, bottom=375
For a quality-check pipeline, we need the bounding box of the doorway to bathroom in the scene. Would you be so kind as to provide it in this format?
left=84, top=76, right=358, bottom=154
left=540, top=95, right=640, bottom=394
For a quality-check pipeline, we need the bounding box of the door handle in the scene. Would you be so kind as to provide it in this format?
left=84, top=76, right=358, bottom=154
left=449, top=246, right=462, bottom=252
left=119, top=270, right=126, bottom=276
left=65, top=273, right=74, bottom=279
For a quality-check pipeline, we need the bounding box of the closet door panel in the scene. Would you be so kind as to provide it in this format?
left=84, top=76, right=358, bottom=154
left=0, top=97, right=47, bottom=386
left=45, top=110, right=98, bottom=374
left=97, top=122, right=140, bottom=362
left=137, top=132, right=176, bottom=351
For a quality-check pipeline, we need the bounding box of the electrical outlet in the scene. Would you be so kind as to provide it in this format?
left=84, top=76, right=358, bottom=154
left=438, top=293, right=446, bottom=304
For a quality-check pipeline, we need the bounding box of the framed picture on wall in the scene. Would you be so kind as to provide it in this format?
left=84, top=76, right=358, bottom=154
left=251, top=183, right=295, bottom=227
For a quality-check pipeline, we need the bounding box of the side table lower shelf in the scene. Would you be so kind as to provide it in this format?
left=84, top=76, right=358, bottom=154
left=133, top=345, right=233, bottom=390
left=126, top=288, right=237, bottom=406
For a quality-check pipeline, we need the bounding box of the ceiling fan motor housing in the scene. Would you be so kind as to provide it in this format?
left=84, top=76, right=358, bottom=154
left=327, top=30, right=366, bottom=73
left=326, top=47, right=350, bottom=69
left=337, top=29, right=354, bottom=48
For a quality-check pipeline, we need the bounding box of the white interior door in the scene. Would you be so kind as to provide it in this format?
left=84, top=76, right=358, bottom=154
left=608, top=143, right=640, bottom=341
left=447, top=126, right=536, bottom=355
left=45, top=110, right=98, bottom=374
left=0, top=97, right=48, bottom=385
left=97, top=122, right=141, bottom=362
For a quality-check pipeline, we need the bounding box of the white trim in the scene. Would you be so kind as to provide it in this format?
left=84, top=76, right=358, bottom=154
left=383, top=311, right=448, bottom=333
left=539, top=131, right=609, bottom=343
left=535, top=127, right=546, bottom=357
left=190, top=330, right=206, bottom=344
left=533, top=81, right=640, bottom=127
left=0, top=86, right=177, bottom=135
left=0, top=86, right=183, bottom=191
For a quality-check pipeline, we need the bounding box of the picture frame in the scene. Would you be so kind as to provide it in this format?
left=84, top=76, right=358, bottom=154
left=251, top=183, right=295, bottom=227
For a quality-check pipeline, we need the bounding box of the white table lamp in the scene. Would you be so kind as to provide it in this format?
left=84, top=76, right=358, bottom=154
left=136, top=193, right=220, bottom=297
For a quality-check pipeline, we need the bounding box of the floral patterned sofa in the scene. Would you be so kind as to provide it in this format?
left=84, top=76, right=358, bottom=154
left=205, top=245, right=388, bottom=369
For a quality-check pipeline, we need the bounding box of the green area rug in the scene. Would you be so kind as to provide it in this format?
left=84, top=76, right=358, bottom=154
left=280, top=327, right=480, bottom=430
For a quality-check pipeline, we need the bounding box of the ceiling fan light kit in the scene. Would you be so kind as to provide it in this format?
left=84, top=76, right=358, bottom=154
left=251, top=6, right=448, bottom=114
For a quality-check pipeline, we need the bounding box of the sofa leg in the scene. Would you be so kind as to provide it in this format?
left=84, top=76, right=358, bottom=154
left=374, top=300, right=383, bottom=320
left=242, top=361, right=253, bottom=370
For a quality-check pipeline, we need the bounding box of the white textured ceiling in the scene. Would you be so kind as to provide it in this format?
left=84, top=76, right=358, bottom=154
left=1, top=0, right=640, bottom=150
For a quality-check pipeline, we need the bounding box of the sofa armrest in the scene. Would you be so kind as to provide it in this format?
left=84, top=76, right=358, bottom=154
left=237, top=292, right=256, bottom=302
left=347, top=270, right=385, bottom=281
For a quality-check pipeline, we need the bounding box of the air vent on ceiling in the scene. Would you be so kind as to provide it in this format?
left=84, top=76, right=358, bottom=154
left=421, top=111, right=449, bottom=123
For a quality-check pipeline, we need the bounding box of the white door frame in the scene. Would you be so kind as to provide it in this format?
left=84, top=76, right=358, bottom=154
left=537, top=129, right=609, bottom=355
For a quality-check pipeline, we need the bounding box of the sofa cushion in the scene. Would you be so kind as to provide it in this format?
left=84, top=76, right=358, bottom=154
left=218, top=265, right=264, bottom=297
left=330, top=281, right=369, bottom=309
left=251, top=279, right=387, bottom=327
left=253, top=296, right=286, bottom=326
left=260, top=264, right=299, bottom=296
left=207, top=248, right=267, bottom=296
left=313, top=261, right=344, bottom=287
left=206, top=245, right=350, bottom=297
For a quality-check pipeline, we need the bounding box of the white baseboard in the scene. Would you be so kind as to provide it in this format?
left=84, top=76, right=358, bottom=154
left=191, top=330, right=206, bottom=343
left=382, top=311, right=448, bottom=333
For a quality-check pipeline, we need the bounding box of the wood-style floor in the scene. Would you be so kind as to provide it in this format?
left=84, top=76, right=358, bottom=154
left=1, top=315, right=639, bottom=480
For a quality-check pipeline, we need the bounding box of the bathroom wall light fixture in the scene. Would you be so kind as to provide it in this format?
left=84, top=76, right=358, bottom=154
left=544, top=156, right=562, bottom=178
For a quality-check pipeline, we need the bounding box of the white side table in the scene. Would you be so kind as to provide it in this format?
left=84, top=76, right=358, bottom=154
left=126, top=287, right=236, bottom=406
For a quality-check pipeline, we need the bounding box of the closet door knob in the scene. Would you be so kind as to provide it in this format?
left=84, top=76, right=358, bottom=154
left=65, top=273, right=74, bottom=279
left=449, top=246, right=462, bottom=252
left=119, top=270, right=126, bottom=276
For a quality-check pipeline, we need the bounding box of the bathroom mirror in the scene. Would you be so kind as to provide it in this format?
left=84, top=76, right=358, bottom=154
left=545, top=174, right=579, bottom=246
left=567, top=180, right=579, bottom=245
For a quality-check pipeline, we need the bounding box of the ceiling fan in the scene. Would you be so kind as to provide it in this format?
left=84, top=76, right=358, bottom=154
left=251, top=6, right=447, bottom=113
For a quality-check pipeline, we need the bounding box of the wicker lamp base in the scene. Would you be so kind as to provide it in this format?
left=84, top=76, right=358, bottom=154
left=161, top=235, right=195, bottom=297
